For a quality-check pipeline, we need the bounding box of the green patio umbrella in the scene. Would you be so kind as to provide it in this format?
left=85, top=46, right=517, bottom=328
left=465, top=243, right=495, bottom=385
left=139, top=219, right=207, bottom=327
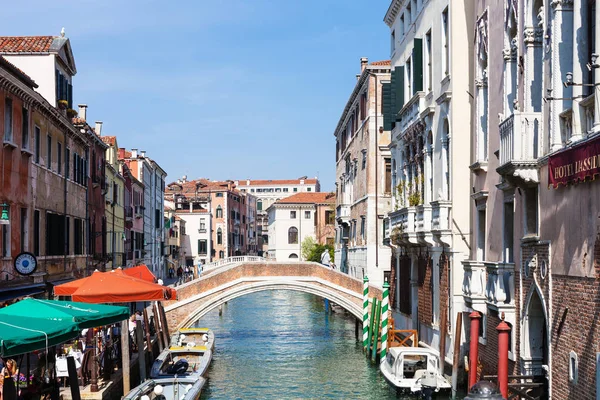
left=0, top=298, right=129, bottom=329
left=0, top=314, right=80, bottom=357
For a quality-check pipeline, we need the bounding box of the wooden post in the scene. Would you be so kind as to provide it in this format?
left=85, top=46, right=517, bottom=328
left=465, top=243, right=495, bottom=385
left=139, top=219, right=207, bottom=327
left=90, top=330, right=98, bottom=392
left=143, top=308, right=153, bottom=358
left=451, top=312, right=463, bottom=399
left=158, top=302, right=171, bottom=345
left=120, top=319, right=130, bottom=394
left=66, top=356, right=81, bottom=400
left=355, top=318, right=359, bottom=340
left=366, top=299, right=377, bottom=355
left=439, top=306, right=447, bottom=374
left=371, top=300, right=381, bottom=363
left=136, top=320, right=146, bottom=382
left=153, top=302, right=164, bottom=351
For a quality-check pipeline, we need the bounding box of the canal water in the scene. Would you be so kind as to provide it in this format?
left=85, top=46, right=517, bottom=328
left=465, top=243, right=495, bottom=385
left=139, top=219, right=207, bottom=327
left=195, top=290, right=454, bottom=399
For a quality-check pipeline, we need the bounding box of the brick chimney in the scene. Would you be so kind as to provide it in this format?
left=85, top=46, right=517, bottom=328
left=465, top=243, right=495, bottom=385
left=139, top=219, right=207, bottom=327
left=78, top=104, right=87, bottom=120
left=118, top=148, right=126, bottom=159
left=360, top=57, right=368, bottom=73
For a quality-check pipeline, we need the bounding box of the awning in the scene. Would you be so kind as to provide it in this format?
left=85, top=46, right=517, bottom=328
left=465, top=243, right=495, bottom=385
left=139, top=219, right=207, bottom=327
left=0, top=314, right=80, bottom=357
left=54, top=268, right=177, bottom=304
left=0, top=284, right=46, bottom=302
left=0, top=298, right=129, bottom=329
left=123, top=264, right=156, bottom=283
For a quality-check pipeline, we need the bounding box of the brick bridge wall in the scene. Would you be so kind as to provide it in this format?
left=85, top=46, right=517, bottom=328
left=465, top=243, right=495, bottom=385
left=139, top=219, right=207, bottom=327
left=164, top=262, right=383, bottom=331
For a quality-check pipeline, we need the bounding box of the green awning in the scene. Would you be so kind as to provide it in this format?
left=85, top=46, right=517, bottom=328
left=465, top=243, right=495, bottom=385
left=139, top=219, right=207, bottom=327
left=0, top=314, right=80, bottom=357
left=0, top=298, right=129, bottom=329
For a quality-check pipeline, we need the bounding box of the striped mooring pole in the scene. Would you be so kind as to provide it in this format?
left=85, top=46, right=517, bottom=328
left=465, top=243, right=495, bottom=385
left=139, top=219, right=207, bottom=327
left=380, top=281, right=390, bottom=363
left=363, top=276, right=370, bottom=351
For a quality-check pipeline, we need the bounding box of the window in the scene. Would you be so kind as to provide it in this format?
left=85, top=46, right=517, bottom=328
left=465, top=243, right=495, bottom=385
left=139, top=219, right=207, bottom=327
left=406, top=2, right=412, bottom=24
left=57, top=143, right=62, bottom=175
left=275, top=188, right=281, bottom=192
left=1, top=218, right=9, bottom=258
left=289, top=253, right=298, bottom=259
left=503, top=200, right=514, bottom=263
left=290, top=211, right=296, bottom=219
left=46, top=213, right=66, bottom=255
left=307, top=188, right=312, bottom=192
left=200, top=219, right=206, bottom=232
left=360, top=216, right=365, bottom=239
left=405, top=58, right=412, bottom=101
left=21, top=107, right=29, bottom=149
left=283, top=188, right=289, bottom=192
left=391, top=30, right=396, bottom=54
left=20, top=208, right=27, bottom=253
left=216, top=192, right=223, bottom=197
left=524, top=187, right=538, bottom=236
left=34, top=126, right=40, bottom=163
left=288, top=227, right=298, bottom=244
left=385, top=158, right=392, bottom=194
left=325, top=210, right=335, bottom=224
left=442, top=8, right=449, bottom=76
left=569, top=351, right=579, bottom=384
left=230, top=210, right=235, bottom=220
left=33, top=210, right=40, bottom=256
left=155, top=209, right=160, bottom=228
left=293, top=188, right=298, bottom=192
left=4, top=98, right=12, bottom=142
left=65, top=148, right=70, bottom=179
left=304, top=211, right=311, bottom=219
left=216, top=206, right=223, bottom=218
left=400, top=14, right=405, bottom=37
left=477, top=207, right=486, bottom=261
left=257, top=200, right=262, bottom=211
left=47, top=135, right=52, bottom=169
left=217, top=228, right=222, bottom=244
left=198, top=240, right=207, bottom=255
left=362, top=150, right=367, bottom=169
left=425, top=30, right=432, bottom=91
left=74, top=218, right=83, bottom=255
left=219, top=250, right=224, bottom=258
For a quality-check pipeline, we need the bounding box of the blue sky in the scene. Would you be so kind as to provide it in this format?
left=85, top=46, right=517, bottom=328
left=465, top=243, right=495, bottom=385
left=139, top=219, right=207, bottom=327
left=4, top=0, right=390, bottom=191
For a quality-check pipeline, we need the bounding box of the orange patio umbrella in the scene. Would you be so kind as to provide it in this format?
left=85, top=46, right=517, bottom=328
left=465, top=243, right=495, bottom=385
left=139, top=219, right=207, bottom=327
left=123, top=264, right=157, bottom=283
left=53, top=274, right=93, bottom=296
left=54, top=269, right=176, bottom=303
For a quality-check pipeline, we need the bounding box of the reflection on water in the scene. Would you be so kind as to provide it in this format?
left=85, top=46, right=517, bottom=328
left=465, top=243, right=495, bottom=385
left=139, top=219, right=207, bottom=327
left=195, top=290, right=452, bottom=399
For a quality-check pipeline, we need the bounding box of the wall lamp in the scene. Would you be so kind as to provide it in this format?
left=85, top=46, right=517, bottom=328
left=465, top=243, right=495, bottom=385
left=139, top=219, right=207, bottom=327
left=564, top=71, right=600, bottom=88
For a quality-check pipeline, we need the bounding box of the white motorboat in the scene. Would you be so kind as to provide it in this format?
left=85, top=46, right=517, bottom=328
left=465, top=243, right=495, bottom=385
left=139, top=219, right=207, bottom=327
left=150, top=345, right=213, bottom=379
left=170, top=327, right=215, bottom=351
left=123, top=377, right=206, bottom=400
left=380, top=347, right=451, bottom=397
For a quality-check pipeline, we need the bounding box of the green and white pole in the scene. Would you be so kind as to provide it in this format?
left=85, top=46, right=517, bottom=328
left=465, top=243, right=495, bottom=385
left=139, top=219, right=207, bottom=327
left=363, top=276, right=370, bottom=351
left=380, top=281, right=390, bottom=363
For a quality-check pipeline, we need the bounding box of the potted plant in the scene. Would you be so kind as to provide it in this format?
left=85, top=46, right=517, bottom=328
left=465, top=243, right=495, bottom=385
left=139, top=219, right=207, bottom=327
left=57, top=99, right=68, bottom=110
left=66, top=108, right=78, bottom=118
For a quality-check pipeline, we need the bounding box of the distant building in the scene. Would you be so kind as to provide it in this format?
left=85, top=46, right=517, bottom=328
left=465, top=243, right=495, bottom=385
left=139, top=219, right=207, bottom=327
left=266, top=192, right=336, bottom=262
left=333, top=57, right=392, bottom=286
left=235, top=178, right=320, bottom=256
left=164, top=208, right=188, bottom=274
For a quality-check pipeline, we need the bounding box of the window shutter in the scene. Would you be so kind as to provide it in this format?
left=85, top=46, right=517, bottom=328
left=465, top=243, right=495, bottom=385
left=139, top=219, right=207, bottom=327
left=382, top=82, right=392, bottom=131
left=55, top=70, right=59, bottom=100
left=394, top=66, right=405, bottom=118
left=73, top=154, right=78, bottom=183
left=67, top=84, right=73, bottom=109
left=198, top=240, right=201, bottom=254
left=413, top=38, right=423, bottom=93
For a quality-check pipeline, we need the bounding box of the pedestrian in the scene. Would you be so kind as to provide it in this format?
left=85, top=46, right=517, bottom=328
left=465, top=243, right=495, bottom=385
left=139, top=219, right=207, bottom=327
left=1, top=358, right=18, bottom=400
left=176, top=266, right=183, bottom=285
left=168, top=267, right=174, bottom=279
left=320, top=249, right=331, bottom=267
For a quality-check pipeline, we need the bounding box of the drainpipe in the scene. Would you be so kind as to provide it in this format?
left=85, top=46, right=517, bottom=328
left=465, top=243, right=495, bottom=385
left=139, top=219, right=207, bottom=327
left=63, top=138, right=68, bottom=272
left=384, top=239, right=399, bottom=310
left=112, top=197, right=116, bottom=268
left=85, top=148, right=90, bottom=276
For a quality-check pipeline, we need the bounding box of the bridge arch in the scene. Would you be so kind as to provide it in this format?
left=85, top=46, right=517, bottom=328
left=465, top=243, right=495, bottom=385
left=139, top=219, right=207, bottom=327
left=163, top=261, right=383, bottom=331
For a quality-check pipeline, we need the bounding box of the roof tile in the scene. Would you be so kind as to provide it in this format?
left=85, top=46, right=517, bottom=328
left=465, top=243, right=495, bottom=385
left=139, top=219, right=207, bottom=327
left=0, top=36, right=55, bottom=53
left=275, top=192, right=336, bottom=205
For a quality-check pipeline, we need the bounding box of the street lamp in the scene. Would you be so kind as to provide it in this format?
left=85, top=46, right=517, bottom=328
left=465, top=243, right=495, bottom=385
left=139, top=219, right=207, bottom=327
left=0, top=203, right=9, bottom=225
left=564, top=71, right=600, bottom=87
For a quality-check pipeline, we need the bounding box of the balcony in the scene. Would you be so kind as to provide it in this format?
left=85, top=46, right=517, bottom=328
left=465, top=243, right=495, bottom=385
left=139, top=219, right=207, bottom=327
left=125, top=206, right=133, bottom=221
left=336, top=204, right=350, bottom=224
left=497, top=112, right=542, bottom=183
left=388, top=206, right=417, bottom=245
left=431, top=200, right=452, bottom=247
left=198, top=228, right=207, bottom=234
left=485, top=262, right=515, bottom=310
left=396, top=92, right=428, bottom=138
left=462, top=261, right=486, bottom=313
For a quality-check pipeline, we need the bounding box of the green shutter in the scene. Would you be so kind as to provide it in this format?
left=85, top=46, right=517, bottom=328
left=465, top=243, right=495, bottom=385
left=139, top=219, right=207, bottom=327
left=413, top=38, right=423, bottom=93
left=198, top=239, right=201, bottom=254
left=382, top=82, right=392, bottom=131
left=394, top=66, right=405, bottom=119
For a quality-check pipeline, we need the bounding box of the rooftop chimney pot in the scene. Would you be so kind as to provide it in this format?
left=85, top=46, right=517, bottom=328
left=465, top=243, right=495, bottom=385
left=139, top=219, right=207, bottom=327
left=94, top=121, right=103, bottom=136
left=131, top=148, right=138, bottom=158
left=360, top=57, right=368, bottom=73
left=140, top=150, right=146, bottom=158
left=78, top=104, right=87, bottom=121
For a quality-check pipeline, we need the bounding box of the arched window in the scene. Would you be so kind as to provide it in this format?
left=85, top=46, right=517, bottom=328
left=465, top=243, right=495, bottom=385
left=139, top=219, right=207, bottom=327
left=219, top=250, right=224, bottom=259
left=288, top=227, right=298, bottom=244
left=289, top=253, right=298, bottom=259
left=216, top=205, right=222, bottom=218
left=217, top=228, right=222, bottom=245
left=257, top=200, right=262, bottom=211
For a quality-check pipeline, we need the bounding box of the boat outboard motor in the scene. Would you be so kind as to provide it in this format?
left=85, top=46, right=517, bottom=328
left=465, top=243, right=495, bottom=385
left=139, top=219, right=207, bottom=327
left=418, top=371, right=438, bottom=400
left=167, top=359, right=189, bottom=375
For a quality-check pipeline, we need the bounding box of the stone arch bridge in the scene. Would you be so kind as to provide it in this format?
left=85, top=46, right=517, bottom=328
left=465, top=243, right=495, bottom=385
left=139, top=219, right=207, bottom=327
left=163, top=261, right=383, bottom=331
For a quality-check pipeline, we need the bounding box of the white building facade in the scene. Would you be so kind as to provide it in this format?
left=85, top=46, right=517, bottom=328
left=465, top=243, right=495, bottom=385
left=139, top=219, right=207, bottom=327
left=267, top=200, right=316, bottom=262
left=383, top=0, right=473, bottom=363
left=334, top=58, right=392, bottom=287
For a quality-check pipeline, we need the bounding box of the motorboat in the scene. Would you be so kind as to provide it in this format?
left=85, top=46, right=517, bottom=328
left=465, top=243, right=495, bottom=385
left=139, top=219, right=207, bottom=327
left=380, top=347, right=451, bottom=397
left=150, top=345, right=213, bottom=379
left=170, top=327, right=215, bottom=351
left=123, top=377, right=206, bottom=400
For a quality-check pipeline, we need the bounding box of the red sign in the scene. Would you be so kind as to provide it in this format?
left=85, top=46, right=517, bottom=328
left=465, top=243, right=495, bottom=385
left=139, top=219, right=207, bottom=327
left=548, top=136, right=600, bottom=187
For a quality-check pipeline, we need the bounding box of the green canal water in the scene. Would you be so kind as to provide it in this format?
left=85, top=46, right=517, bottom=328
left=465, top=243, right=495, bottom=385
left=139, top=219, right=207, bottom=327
left=195, top=290, right=456, bottom=399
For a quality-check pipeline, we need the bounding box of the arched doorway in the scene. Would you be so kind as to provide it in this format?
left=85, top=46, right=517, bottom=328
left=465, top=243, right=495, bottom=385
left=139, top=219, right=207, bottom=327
left=522, top=287, right=548, bottom=378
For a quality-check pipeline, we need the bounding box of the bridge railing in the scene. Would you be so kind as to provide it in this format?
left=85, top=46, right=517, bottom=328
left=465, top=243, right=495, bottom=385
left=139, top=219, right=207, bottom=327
left=202, top=256, right=267, bottom=274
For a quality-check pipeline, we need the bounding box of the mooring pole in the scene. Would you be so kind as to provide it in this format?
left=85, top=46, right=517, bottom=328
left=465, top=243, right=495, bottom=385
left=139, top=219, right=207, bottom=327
left=380, top=281, right=390, bottom=363
left=468, top=311, right=482, bottom=389
left=371, top=299, right=381, bottom=363
left=362, top=276, right=370, bottom=351
left=367, top=298, right=377, bottom=355
left=497, top=315, right=511, bottom=399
